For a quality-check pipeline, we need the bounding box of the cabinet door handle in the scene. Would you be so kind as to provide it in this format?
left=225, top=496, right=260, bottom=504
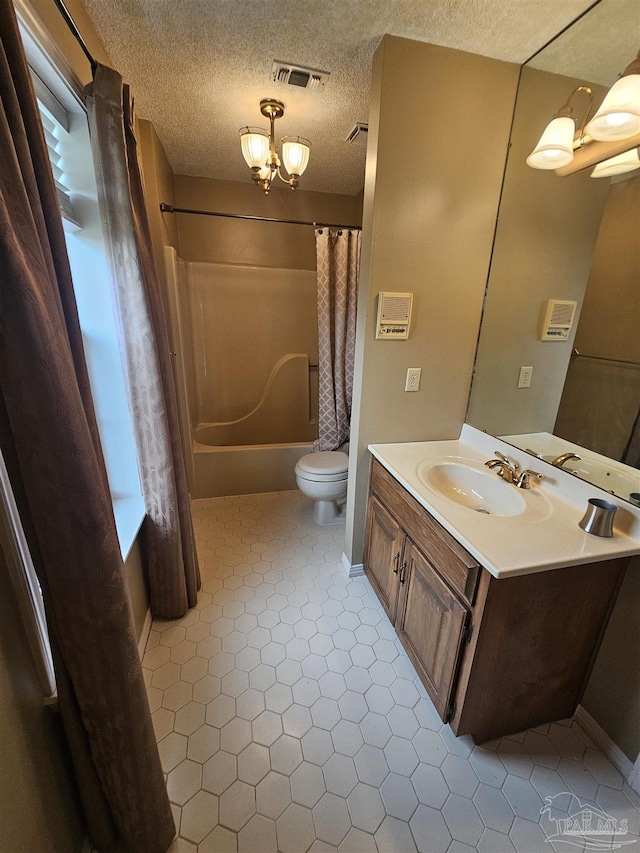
left=393, top=553, right=400, bottom=575
left=399, top=562, right=407, bottom=584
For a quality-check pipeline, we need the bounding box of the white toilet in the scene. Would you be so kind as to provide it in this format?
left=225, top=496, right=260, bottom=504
left=295, top=450, right=349, bottom=525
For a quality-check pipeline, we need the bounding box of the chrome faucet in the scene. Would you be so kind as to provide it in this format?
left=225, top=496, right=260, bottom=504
left=485, top=451, right=543, bottom=489
left=551, top=452, right=581, bottom=468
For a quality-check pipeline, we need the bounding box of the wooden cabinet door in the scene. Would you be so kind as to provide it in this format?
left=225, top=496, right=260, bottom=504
left=396, top=539, right=468, bottom=721
left=363, top=495, right=404, bottom=623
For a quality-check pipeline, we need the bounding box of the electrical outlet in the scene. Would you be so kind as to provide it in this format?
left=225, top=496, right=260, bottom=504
left=518, top=366, right=533, bottom=388
left=405, top=367, right=421, bottom=392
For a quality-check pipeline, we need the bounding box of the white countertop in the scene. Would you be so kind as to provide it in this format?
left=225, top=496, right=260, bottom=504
left=369, top=425, right=640, bottom=579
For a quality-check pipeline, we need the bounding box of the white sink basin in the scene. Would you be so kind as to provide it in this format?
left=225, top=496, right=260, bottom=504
left=418, top=461, right=527, bottom=517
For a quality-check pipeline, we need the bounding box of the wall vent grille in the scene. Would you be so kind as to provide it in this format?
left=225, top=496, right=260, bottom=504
left=346, top=122, right=369, bottom=146
left=271, top=60, right=330, bottom=91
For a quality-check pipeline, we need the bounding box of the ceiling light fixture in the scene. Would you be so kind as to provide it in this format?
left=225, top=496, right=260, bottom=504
left=527, top=49, right=640, bottom=177
left=239, top=98, right=310, bottom=194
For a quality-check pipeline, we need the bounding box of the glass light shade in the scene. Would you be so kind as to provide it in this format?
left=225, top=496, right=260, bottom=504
left=240, top=127, right=269, bottom=169
left=585, top=75, right=640, bottom=141
left=591, top=147, right=640, bottom=177
left=526, top=116, right=576, bottom=169
left=281, top=136, right=311, bottom=176
left=257, top=164, right=272, bottom=181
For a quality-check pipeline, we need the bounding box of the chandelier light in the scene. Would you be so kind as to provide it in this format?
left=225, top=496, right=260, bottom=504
left=240, top=99, right=311, bottom=194
left=527, top=49, right=640, bottom=177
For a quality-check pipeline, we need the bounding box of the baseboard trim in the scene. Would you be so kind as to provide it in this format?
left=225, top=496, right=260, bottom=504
left=574, top=704, right=636, bottom=789
left=138, top=608, right=152, bottom=659
left=341, top=552, right=364, bottom=578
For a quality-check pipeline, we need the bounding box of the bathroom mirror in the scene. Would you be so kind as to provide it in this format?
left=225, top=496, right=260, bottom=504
left=467, top=0, right=640, bottom=504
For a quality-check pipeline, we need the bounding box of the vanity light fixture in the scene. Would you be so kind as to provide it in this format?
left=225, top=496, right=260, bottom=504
left=591, top=147, right=640, bottom=177
left=526, top=86, right=593, bottom=170
left=527, top=49, right=640, bottom=176
left=239, top=98, right=310, bottom=194
left=585, top=49, right=640, bottom=141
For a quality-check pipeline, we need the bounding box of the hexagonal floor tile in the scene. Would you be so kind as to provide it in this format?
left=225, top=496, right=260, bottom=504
left=202, top=750, right=237, bottom=796
left=180, top=790, right=218, bottom=844
left=187, top=724, right=220, bottom=763
left=237, top=813, right=277, bottom=853
left=237, top=742, right=270, bottom=785
left=312, top=793, right=351, bottom=846
left=218, top=780, right=256, bottom=832
left=290, top=761, right=326, bottom=808
left=346, top=782, right=385, bottom=833
left=323, top=753, right=358, bottom=798
left=276, top=803, right=315, bottom=853
left=256, top=771, right=292, bottom=820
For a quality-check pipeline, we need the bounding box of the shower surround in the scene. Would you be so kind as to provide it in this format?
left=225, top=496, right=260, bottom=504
left=165, top=247, right=318, bottom=497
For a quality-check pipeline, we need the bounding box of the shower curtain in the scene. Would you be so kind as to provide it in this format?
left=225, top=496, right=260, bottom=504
left=314, top=228, right=361, bottom=452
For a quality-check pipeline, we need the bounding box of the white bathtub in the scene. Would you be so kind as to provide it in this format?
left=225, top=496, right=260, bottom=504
left=163, top=247, right=319, bottom=498
left=192, top=437, right=314, bottom=499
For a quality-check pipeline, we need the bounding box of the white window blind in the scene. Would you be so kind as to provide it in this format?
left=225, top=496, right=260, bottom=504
left=31, top=70, right=80, bottom=230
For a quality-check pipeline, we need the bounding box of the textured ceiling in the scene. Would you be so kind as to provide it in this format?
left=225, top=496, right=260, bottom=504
left=529, top=0, right=639, bottom=87
left=82, top=0, right=599, bottom=195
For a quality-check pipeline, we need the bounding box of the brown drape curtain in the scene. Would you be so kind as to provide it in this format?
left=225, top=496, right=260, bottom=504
left=0, top=3, right=174, bottom=852
left=314, top=228, right=361, bottom=451
left=86, top=64, right=200, bottom=618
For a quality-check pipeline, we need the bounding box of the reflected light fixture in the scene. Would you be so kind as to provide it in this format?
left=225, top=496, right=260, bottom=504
left=586, top=49, right=640, bottom=141
left=527, top=86, right=593, bottom=170
left=240, top=98, right=311, bottom=194
left=527, top=49, right=640, bottom=176
left=591, top=147, right=640, bottom=177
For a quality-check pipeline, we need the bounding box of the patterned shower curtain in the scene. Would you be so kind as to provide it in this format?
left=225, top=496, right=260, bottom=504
left=314, top=228, right=361, bottom=451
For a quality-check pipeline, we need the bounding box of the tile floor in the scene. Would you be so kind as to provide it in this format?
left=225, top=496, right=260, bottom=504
left=142, top=491, right=640, bottom=853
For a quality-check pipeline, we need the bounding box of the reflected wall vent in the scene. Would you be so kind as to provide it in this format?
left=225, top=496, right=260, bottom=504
left=346, top=122, right=369, bottom=145
left=271, top=61, right=330, bottom=90
left=538, top=299, right=578, bottom=341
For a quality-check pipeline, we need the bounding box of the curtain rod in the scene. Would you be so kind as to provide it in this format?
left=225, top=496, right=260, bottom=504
left=52, top=0, right=97, bottom=71
left=160, top=203, right=362, bottom=231
left=572, top=348, right=640, bottom=368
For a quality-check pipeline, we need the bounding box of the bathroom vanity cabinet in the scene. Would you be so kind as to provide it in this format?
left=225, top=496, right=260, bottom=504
left=364, top=458, right=628, bottom=743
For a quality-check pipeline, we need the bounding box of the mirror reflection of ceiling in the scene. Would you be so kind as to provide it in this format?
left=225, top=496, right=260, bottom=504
left=529, top=0, right=639, bottom=85
left=81, top=0, right=596, bottom=195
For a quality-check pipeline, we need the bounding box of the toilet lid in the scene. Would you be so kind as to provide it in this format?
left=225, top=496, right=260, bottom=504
left=296, top=451, right=349, bottom=477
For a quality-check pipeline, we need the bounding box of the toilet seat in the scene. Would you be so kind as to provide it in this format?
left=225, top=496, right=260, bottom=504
left=295, top=451, right=349, bottom=481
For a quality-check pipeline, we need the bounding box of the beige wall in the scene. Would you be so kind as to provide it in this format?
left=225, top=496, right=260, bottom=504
left=571, top=178, right=640, bottom=762
left=574, top=174, right=640, bottom=365
left=583, top=558, right=640, bottom=762
left=174, top=175, right=363, bottom=270
left=0, top=544, right=85, bottom=851
left=138, top=119, right=178, bottom=296
left=466, top=66, right=610, bottom=436
left=345, top=36, right=520, bottom=564
left=124, top=538, right=150, bottom=640
left=554, top=174, right=640, bottom=460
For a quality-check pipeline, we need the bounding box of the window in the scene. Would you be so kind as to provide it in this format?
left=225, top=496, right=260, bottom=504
left=19, top=6, right=145, bottom=557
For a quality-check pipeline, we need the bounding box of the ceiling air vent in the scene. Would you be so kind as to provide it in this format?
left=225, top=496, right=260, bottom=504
left=271, top=60, right=330, bottom=91
left=346, top=122, right=368, bottom=146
